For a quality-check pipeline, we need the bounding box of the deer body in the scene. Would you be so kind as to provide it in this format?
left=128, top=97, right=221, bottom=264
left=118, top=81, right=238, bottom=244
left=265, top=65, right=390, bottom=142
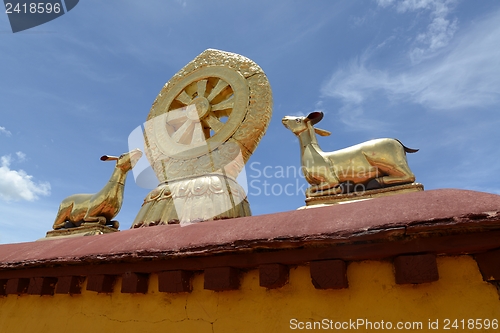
left=52, top=149, right=142, bottom=230
left=283, top=112, right=416, bottom=197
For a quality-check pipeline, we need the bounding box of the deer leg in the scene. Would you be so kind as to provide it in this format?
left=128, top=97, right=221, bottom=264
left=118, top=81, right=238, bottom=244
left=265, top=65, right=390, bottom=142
left=52, top=202, right=73, bottom=230
left=363, top=147, right=416, bottom=187
left=372, top=162, right=415, bottom=187
left=304, top=163, right=342, bottom=197
left=82, top=215, right=107, bottom=226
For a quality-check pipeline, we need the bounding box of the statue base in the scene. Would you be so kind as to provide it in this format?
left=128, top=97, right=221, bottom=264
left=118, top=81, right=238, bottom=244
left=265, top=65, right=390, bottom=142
left=131, top=174, right=251, bottom=228
left=301, top=183, right=424, bottom=209
left=42, top=225, right=118, bottom=241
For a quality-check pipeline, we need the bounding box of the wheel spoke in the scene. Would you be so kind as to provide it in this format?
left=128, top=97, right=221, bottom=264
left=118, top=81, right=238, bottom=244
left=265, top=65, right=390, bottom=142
left=168, top=76, right=235, bottom=143
left=171, top=119, right=194, bottom=144
left=197, top=79, right=207, bottom=98
left=207, top=80, right=229, bottom=102
left=191, top=121, right=206, bottom=144
left=213, top=109, right=231, bottom=118
left=175, top=90, right=192, bottom=105
left=211, top=99, right=233, bottom=111
left=205, top=114, right=224, bottom=132
left=166, top=108, right=188, bottom=126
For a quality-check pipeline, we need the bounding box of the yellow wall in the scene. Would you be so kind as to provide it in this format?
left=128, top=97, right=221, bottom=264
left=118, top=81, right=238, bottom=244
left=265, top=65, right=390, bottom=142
left=0, top=255, right=499, bottom=332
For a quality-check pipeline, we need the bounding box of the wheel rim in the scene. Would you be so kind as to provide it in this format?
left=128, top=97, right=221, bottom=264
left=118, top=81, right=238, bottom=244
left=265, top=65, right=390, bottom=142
left=144, top=49, right=272, bottom=183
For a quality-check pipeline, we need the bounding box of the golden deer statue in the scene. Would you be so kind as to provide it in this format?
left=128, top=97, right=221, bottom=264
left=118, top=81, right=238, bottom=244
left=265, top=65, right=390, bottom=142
left=282, top=112, right=417, bottom=198
left=52, top=149, right=143, bottom=230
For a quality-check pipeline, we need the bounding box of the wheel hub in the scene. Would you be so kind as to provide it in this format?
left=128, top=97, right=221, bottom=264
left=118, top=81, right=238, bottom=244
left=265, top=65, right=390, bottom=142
left=187, top=96, right=211, bottom=121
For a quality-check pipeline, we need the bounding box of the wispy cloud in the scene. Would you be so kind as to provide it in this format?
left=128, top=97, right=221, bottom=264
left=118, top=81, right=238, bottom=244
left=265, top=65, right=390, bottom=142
left=15, top=151, right=26, bottom=162
left=0, top=126, right=11, bottom=137
left=0, top=153, right=51, bottom=202
left=376, top=0, right=458, bottom=63
left=0, top=200, right=56, bottom=243
left=322, top=7, right=500, bottom=129
left=174, top=0, right=187, bottom=8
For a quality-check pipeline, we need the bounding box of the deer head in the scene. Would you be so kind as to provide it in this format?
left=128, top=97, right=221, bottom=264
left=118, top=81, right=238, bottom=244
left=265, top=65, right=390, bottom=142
left=282, top=112, right=331, bottom=136
left=100, top=148, right=143, bottom=172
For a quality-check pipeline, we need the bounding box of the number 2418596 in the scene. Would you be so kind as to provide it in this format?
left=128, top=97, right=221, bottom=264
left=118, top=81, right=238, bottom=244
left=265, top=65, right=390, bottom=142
left=443, top=319, right=498, bottom=330
left=5, top=2, right=61, bottom=14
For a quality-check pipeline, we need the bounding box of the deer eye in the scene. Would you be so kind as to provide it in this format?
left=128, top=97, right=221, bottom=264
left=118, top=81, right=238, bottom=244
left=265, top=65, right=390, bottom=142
left=296, top=119, right=301, bottom=123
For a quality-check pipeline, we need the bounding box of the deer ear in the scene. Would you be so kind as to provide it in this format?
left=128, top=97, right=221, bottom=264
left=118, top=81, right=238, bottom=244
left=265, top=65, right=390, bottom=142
left=307, top=111, right=324, bottom=125
left=100, top=155, right=118, bottom=161
left=314, top=128, right=331, bottom=136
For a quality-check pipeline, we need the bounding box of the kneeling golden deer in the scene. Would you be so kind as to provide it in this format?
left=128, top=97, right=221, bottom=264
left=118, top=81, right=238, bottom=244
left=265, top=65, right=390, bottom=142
left=52, top=149, right=142, bottom=229
left=282, top=112, right=417, bottom=197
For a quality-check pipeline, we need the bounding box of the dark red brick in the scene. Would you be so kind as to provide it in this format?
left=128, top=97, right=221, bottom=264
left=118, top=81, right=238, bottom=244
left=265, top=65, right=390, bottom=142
left=27, top=277, right=57, bottom=295
left=394, top=253, right=439, bottom=284
left=0, top=279, right=7, bottom=296
left=158, top=270, right=193, bottom=293
left=86, top=275, right=115, bottom=293
left=475, top=248, right=500, bottom=281
left=121, top=272, right=149, bottom=294
left=204, top=267, right=240, bottom=291
left=259, top=264, right=289, bottom=289
left=6, top=278, right=30, bottom=295
left=310, top=260, right=348, bottom=289
left=55, top=276, right=85, bottom=294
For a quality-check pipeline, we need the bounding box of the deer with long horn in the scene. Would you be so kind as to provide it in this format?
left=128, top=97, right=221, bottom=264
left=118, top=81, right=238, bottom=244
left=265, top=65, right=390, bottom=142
left=52, top=149, right=143, bottom=230
left=282, top=112, right=417, bottom=197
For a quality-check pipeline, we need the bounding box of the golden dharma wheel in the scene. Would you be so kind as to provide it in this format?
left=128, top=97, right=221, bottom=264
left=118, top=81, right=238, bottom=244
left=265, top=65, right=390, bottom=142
left=144, top=49, right=273, bottom=182
left=133, top=50, right=272, bottom=227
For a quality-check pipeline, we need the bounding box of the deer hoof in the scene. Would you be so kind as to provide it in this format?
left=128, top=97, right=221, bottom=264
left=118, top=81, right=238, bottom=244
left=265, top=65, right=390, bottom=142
left=366, top=179, right=382, bottom=190
left=339, top=182, right=355, bottom=194
left=108, top=220, right=120, bottom=229
left=64, top=221, right=79, bottom=229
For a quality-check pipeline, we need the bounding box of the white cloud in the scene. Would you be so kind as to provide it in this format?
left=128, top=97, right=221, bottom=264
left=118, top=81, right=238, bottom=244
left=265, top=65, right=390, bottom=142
left=15, top=151, right=26, bottom=162
left=322, top=7, right=500, bottom=125
left=0, top=126, right=11, bottom=137
left=376, top=0, right=395, bottom=7
left=376, top=0, right=458, bottom=63
left=0, top=153, right=51, bottom=202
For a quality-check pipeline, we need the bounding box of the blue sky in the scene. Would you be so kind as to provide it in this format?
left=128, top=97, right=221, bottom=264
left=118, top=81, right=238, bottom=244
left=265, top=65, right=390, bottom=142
left=1, top=0, right=499, bottom=244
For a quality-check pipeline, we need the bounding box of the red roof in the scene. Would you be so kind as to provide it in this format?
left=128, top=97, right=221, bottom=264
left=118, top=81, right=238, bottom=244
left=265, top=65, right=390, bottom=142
left=1, top=189, right=499, bottom=269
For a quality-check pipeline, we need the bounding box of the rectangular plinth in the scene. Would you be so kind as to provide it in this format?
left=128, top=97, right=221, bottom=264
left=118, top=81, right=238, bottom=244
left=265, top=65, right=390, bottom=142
left=44, top=225, right=118, bottom=239
left=304, top=183, right=424, bottom=207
